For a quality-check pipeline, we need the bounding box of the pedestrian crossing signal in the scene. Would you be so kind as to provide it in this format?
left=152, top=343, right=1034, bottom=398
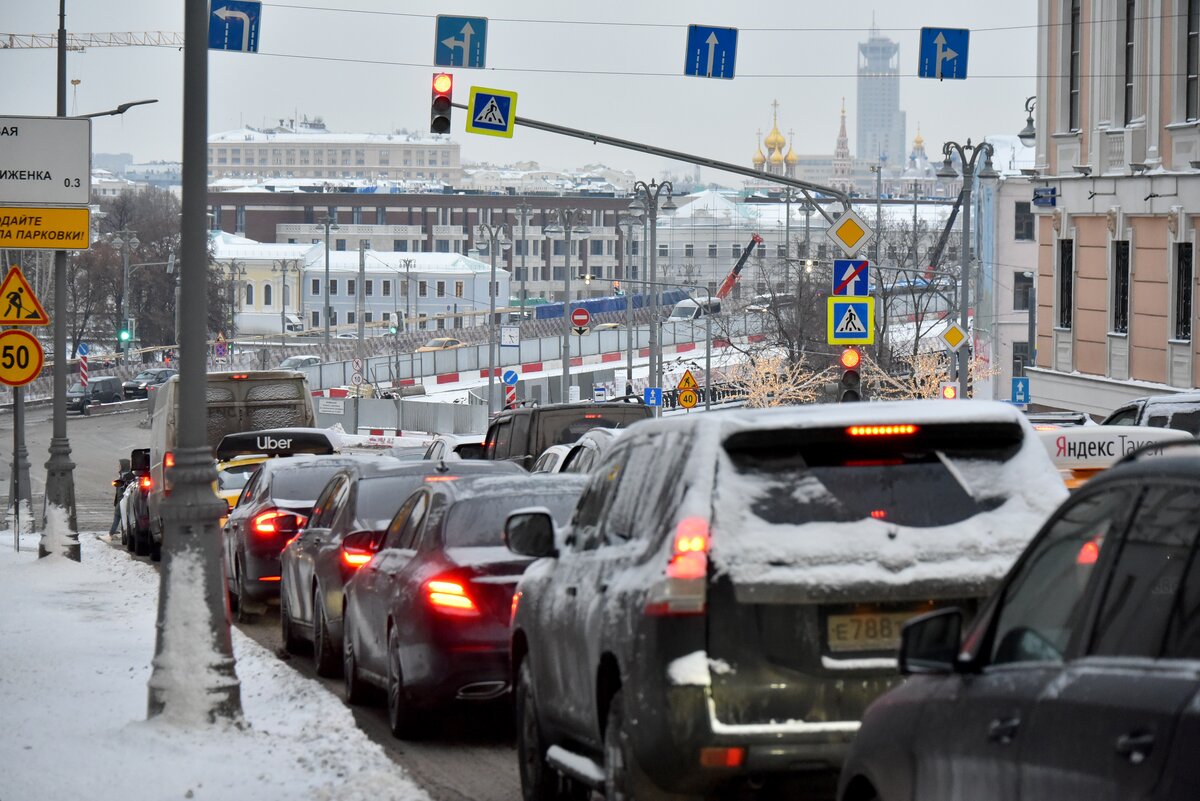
left=431, top=72, right=453, bottom=133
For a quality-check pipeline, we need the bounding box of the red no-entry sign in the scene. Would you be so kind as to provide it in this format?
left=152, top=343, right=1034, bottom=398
left=570, top=308, right=590, bottom=327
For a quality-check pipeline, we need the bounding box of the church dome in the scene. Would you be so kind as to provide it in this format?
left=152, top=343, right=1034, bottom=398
left=753, top=139, right=766, bottom=165
left=765, top=125, right=786, bottom=152
left=785, top=138, right=798, bottom=165
left=769, top=147, right=784, bottom=165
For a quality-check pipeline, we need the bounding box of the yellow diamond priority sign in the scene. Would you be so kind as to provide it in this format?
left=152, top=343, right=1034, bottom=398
left=939, top=321, right=968, bottom=352
left=826, top=208, right=874, bottom=257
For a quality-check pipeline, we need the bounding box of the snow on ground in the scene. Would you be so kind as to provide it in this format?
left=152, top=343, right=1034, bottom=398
left=0, top=532, right=428, bottom=801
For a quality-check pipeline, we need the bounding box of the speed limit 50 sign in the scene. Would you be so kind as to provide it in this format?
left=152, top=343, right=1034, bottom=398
left=0, top=329, right=45, bottom=387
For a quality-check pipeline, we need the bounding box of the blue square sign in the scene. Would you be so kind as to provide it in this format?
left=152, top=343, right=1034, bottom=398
left=918, top=27, right=969, bottom=80
left=684, top=25, right=738, bottom=79
left=832, top=259, right=870, bottom=296
left=208, top=1, right=262, bottom=53
left=644, top=387, right=663, bottom=407
left=1012, top=376, right=1031, bottom=406
left=435, top=15, right=488, bottom=68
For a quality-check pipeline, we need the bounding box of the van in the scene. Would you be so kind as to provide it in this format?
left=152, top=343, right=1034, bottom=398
left=667, top=297, right=721, bottom=321
left=148, top=370, right=316, bottom=544
left=482, top=401, right=653, bottom=470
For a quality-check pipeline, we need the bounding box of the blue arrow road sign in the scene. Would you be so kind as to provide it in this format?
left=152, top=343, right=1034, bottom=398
left=208, top=1, right=262, bottom=53
left=644, top=387, right=663, bottom=407
left=435, top=15, right=488, bottom=68
left=77, top=342, right=88, bottom=356
left=684, top=25, right=738, bottom=79
left=1012, top=377, right=1031, bottom=405
left=918, top=27, right=969, bottom=80
left=832, top=259, right=870, bottom=297
left=502, top=369, right=519, bottom=386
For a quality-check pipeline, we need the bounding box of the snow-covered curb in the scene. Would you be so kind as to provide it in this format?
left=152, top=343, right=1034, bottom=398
left=0, top=533, right=428, bottom=801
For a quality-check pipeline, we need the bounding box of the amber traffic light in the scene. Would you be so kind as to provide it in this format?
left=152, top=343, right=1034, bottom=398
left=431, top=72, right=453, bottom=133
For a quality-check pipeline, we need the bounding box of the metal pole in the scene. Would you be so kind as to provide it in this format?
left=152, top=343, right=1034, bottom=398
left=784, top=191, right=792, bottom=294
left=148, top=0, right=242, bottom=721
left=1027, top=276, right=1037, bottom=373
left=561, top=210, right=573, bottom=403
left=323, top=219, right=332, bottom=347
left=874, top=163, right=883, bottom=266
left=704, top=287, right=712, bottom=412
left=623, top=223, right=634, bottom=386
left=41, top=0, right=79, bottom=555
left=121, top=244, right=130, bottom=358
left=649, top=201, right=660, bottom=398
left=959, top=160, right=972, bottom=396
left=516, top=202, right=531, bottom=311
left=482, top=226, right=500, bottom=417
left=10, top=386, right=32, bottom=543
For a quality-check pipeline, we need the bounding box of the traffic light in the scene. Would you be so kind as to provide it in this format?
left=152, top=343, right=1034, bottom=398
left=388, top=324, right=399, bottom=335
left=939, top=381, right=960, bottom=400
left=838, top=347, right=861, bottom=403
left=431, top=72, right=453, bottom=133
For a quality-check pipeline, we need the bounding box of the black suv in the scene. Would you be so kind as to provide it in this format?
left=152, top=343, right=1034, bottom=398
left=122, top=367, right=176, bottom=399
left=67, top=375, right=123, bottom=411
left=1102, top=390, right=1200, bottom=435
left=482, top=401, right=652, bottom=470
left=504, top=402, right=1063, bottom=800
left=839, top=442, right=1200, bottom=801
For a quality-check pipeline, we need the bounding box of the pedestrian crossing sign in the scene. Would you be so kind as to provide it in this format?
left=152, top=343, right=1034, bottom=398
left=0, top=265, right=49, bottom=325
left=827, top=296, right=874, bottom=345
left=466, top=87, right=517, bottom=138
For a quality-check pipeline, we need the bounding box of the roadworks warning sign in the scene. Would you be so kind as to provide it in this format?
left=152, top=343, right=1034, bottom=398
left=0, top=264, right=49, bottom=325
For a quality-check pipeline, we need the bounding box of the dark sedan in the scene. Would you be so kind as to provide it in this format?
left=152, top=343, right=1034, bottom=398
left=122, top=367, right=176, bottom=399
left=222, top=454, right=369, bottom=622
left=342, top=474, right=586, bottom=738
left=279, top=458, right=524, bottom=676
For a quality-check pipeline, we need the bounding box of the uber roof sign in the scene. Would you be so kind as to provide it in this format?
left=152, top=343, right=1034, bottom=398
left=215, top=428, right=338, bottom=461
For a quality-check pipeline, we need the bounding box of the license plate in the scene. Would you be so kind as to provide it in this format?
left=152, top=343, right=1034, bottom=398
left=826, top=611, right=915, bottom=653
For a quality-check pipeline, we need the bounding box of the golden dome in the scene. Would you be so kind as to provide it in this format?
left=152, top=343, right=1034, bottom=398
left=753, top=131, right=766, bottom=165
left=764, top=100, right=786, bottom=151
left=769, top=147, right=784, bottom=165
left=914, top=123, right=924, bottom=149
left=785, top=130, right=798, bottom=164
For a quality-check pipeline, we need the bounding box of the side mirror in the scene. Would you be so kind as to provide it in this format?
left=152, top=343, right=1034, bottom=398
left=899, top=608, right=963, bottom=676
left=504, top=509, right=557, bottom=558
left=341, top=529, right=382, bottom=568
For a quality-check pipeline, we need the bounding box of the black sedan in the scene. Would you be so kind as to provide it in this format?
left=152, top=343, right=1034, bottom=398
left=122, top=367, right=176, bottom=399
left=222, top=454, right=369, bottom=621
left=342, top=474, right=586, bottom=738
left=279, top=458, right=524, bottom=676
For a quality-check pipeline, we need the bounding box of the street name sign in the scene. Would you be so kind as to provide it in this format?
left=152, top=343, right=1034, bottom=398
left=826, top=208, right=874, bottom=257
left=435, top=15, right=488, bottom=68
left=0, top=207, right=90, bottom=251
left=827, top=297, right=875, bottom=345
left=684, top=25, right=738, bottom=79
left=918, top=27, right=969, bottom=80
left=0, top=329, right=45, bottom=387
left=208, top=1, right=262, bottom=53
left=1033, top=187, right=1057, bottom=208
left=0, top=266, right=49, bottom=325
left=832, top=259, right=870, bottom=296
left=0, top=116, right=91, bottom=206
left=466, top=87, right=517, bottom=138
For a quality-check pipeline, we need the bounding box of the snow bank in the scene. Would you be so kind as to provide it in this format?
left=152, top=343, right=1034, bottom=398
left=0, top=533, right=428, bottom=801
left=38, top=502, right=76, bottom=558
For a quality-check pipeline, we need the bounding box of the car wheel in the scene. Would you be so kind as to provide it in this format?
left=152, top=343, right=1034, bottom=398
left=148, top=533, right=161, bottom=562
left=133, top=524, right=150, bottom=557
left=342, top=609, right=368, bottom=705
left=280, top=584, right=304, bottom=653
left=516, top=661, right=588, bottom=801
left=605, top=688, right=691, bottom=801
left=386, top=627, right=424, bottom=739
left=313, top=587, right=341, bottom=678
left=123, top=520, right=135, bottom=552
left=234, top=561, right=257, bottom=623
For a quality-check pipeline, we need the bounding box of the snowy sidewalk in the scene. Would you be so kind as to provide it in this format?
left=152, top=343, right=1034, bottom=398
left=0, top=532, right=429, bottom=801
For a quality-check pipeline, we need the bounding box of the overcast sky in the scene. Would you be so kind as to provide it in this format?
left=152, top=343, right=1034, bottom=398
left=1, top=1, right=1038, bottom=181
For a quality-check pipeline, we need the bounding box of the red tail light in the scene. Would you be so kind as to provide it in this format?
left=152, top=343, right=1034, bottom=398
left=341, top=543, right=375, bottom=568
left=164, top=451, right=175, bottom=468
left=847, top=424, right=918, bottom=437
left=667, top=517, right=710, bottom=580
left=425, top=577, right=480, bottom=617
left=646, top=518, right=710, bottom=616
left=139, top=475, right=152, bottom=491
left=870, top=509, right=887, bottom=520
left=511, top=590, right=522, bottom=625
left=1077, top=539, right=1101, bottom=565
left=699, top=747, right=745, bottom=768
left=252, top=509, right=307, bottom=536
left=230, top=373, right=250, bottom=379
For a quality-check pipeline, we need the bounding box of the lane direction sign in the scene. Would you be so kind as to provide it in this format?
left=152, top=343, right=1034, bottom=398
left=1012, top=376, right=1031, bottom=406
left=0, top=116, right=91, bottom=206
left=832, top=259, right=870, bottom=297
left=0, top=266, right=49, bottom=325
left=918, top=27, right=969, bottom=80
left=644, top=387, right=663, bottom=407
left=466, top=87, right=517, bottom=138
left=684, top=25, right=738, bottom=79
left=826, top=208, right=874, bottom=257
left=502, top=369, right=519, bottom=386
left=827, top=296, right=875, bottom=345
left=208, top=1, right=262, bottom=53
left=0, top=329, right=45, bottom=387
left=435, top=15, right=488, bottom=68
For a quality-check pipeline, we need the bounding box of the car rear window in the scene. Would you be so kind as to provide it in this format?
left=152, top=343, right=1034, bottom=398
left=218, top=462, right=260, bottom=492
left=535, top=407, right=650, bottom=452
left=723, top=423, right=1023, bottom=528
left=444, top=492, right=579, bottom=547
left=1145, top=403, right=1200, bottom=435
left=272, top=463, right=355, bottom=503
left=356, top=476, right=425, bottom=528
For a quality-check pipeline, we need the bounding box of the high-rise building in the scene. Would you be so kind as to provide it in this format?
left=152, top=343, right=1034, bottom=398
left=857, top=24, right=906, bottom=166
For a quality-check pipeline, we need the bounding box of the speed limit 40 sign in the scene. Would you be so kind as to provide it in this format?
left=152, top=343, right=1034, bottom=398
left=0, top=329, right=45, bottom=386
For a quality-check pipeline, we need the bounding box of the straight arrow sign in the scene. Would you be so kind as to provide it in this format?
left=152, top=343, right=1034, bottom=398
left=832, top=259, right=870, bottom=296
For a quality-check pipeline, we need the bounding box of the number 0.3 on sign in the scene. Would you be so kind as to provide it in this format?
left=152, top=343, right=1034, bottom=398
left=0, top=329, right=45, bottom=387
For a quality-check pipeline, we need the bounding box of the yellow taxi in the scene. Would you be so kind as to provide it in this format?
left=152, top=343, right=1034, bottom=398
left=1036, top=424, right=1192, bottom=489
left=214, top=428, right=341, bottom=519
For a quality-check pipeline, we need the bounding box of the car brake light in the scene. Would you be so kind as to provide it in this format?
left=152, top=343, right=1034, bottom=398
left=1077, top=539, right=1101, bottom=565
left=847, top=424, right=918, bottom=437
left=164, top=451, right=175, bottom=468
left=341, top=542, right=375, bottom=568
left=252, top=509, right=307, bottom=536
left=646, top=518, right=710, bottom=616
left=139, top=475, right=152, bottom=491
left=511, top=590, right=522, bottom=625
left=699, top=747, right=745, bottom=768
left=423, top=475, right=458, bottom=483
left=425, top=577, right=480, bottom=617
left=667, top=517, right=710, bottom=581
left=584, top=414, right=604, bottom=419
left=230, top=373, right=249, bottom=379
left=870, top=509, right=887, bottom=520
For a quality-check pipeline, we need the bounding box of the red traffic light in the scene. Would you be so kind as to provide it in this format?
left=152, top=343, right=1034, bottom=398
left=939, top=381, right=960, bottom=400
left=431, top=72, right=453, bottom=133
left=433, top=73, right=453, bottom=94
left=839, top=348, right=861, bottom=370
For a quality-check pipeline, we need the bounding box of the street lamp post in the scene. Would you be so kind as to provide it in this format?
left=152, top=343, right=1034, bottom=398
left=398, top=257, right=416, bottom=334
left=617, top=215, right=640, bottom=386
left=627, top=278, right=714, bottom=411
left=545, top=208, right=590, bottom=403
left=112, top=230, right=140, bottom=359
left=780, top=188, right=798, bottom=293
left=514, top=201, right=532, bottom=311
left=476, top=221, right=511, bottom=416
left=226, top=260, right=246, bottom=342
left=937, top=139, right=998, bottom=397
left=271, top=258, right=301, bottom=348
left=315, top=213, right=339, bottom=347
left=629, top=180, right=675, bottom=403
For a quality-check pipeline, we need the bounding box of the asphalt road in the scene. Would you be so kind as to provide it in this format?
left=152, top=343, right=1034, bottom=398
left=1, top=402, right=523, bottom=801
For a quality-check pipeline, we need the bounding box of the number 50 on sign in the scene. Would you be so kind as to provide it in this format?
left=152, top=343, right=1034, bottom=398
left=0, top=329, right=45, bottom=386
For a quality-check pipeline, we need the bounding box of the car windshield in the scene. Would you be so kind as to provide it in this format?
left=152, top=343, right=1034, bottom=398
left=535, top=407, right=649, bottom=453
left=443, top=492, right=580, bottom=547
left=68, top=382, right=84, bottom=393
left=278, top=357, right=310, bottom=368
left=218, top=462, right=260, bottom=492
left=133, top=371, right=160, bottom=381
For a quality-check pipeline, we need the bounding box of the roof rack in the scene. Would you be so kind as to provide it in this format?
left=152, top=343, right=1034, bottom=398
left=1113, top=437, right=1200, bottom=466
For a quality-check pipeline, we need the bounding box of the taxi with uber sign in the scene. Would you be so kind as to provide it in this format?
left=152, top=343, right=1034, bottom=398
left=215, top=428, right=341, bottom=513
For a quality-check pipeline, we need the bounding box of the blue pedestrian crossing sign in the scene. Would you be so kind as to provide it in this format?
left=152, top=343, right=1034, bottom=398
left=208, top=1, right=262, bottom=53
left=644, top=387, right=663, bottom=407
left=918, top=27, right=969, bottom=80
left=827, top=297, right=875, bottom=345
left=832, top=259, right=870, bottom=296
left=684, top=25, right=738, bottom=79
left=435, top=15, right=488, bottom=69
left=502, top=369, right=519, bottom=387
left=1012, top=376, right=1031, bottom=406
left=466, top=87, right=517, bottom=138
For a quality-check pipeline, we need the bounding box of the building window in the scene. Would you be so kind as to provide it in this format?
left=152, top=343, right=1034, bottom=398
left=347, top=311, right=356, bottom=325
left=591, top=240, right=604, bottom=256
left=631, top=240, right=639, bottom=256
left=436, top=280, right=446, bottom=297
left=708, top=243, right=718, bottom=258
left=1069, top=0, right=1082, bottom=131
left=394, top=239, right=408, bottom=252
left=418, top=280, right=428, bottom=297
left=330, top=310, right=338, bottom=326
left=1189, top=0, right=1200, bottom=120
left=329, top=279, right=338, bottom=296
left=1058, top=239, right=1074, bottom=329
left=685, top=244, right=695, bottom=258
left=311, top=310, right=320, bottom=328
left=1012, top=341, right=1032, bottom=377
left=658, top=243, right=669, bottom=258
left=382, top=280, right=391, bottom=297
left=436, top=240, right=450, bottom=253
left=365, top=280, right=373, bottom=296
left=1013, top=272, right=1033, bottom=311
left=455, top=281, right=464, bottom=297
left=1176, top=242, right=1193, bottom=340
left=1113, top=241, right=1130, bottom=334
left=731, top=243, right=741, bottom=258
left=263, top=283, right=273, bottom=307
left=1124, top=0, right=1136, bottom=126
left=244, top=283, right=254, bottom=306
left=365, top=312, right=373, bottom=323
left=311, top=278, right=320, bottom=295
left=1014, top=202, right=1035, bottom=240
left=335, top=239, right=346, bottom=251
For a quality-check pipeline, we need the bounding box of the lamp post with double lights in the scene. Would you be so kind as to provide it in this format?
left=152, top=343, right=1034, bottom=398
left=476, top=221, right=512, bottom=416
left=937, top=139, right=998, bottom=397
left=514, top=201, right=533, bottom=313
left=271, top=258, right=302, bottom=347
left=397, top=257, right=416, bottom=333
left=619, top=277, right=715, bottom=412
left=544, top=208, right=590, bottom=402
left=616, top=215, right=641, bottom=386
left=628, top=180, right=676, bottom=397
left=315, top=213, right=339, bottom=347
left=226, top=260, right=246, bottom=342
left=111, top=230, right=140, bottom=358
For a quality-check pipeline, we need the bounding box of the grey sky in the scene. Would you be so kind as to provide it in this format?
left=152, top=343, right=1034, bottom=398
left=1, top=1, right=1037, bottom=181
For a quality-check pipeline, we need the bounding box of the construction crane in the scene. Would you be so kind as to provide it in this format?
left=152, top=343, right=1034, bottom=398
left=1, top=32, right=183, bottom=51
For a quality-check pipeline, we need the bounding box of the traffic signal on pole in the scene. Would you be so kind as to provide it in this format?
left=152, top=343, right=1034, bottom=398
left=838, top=347, right=861, bottom=403
left=118, top=327, right=131, bottom=343
left=431, top=72, right=453, bottom=134
left=939, top=381, right=960, bottom=400
left=389, top=324, right=399, bottom=335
